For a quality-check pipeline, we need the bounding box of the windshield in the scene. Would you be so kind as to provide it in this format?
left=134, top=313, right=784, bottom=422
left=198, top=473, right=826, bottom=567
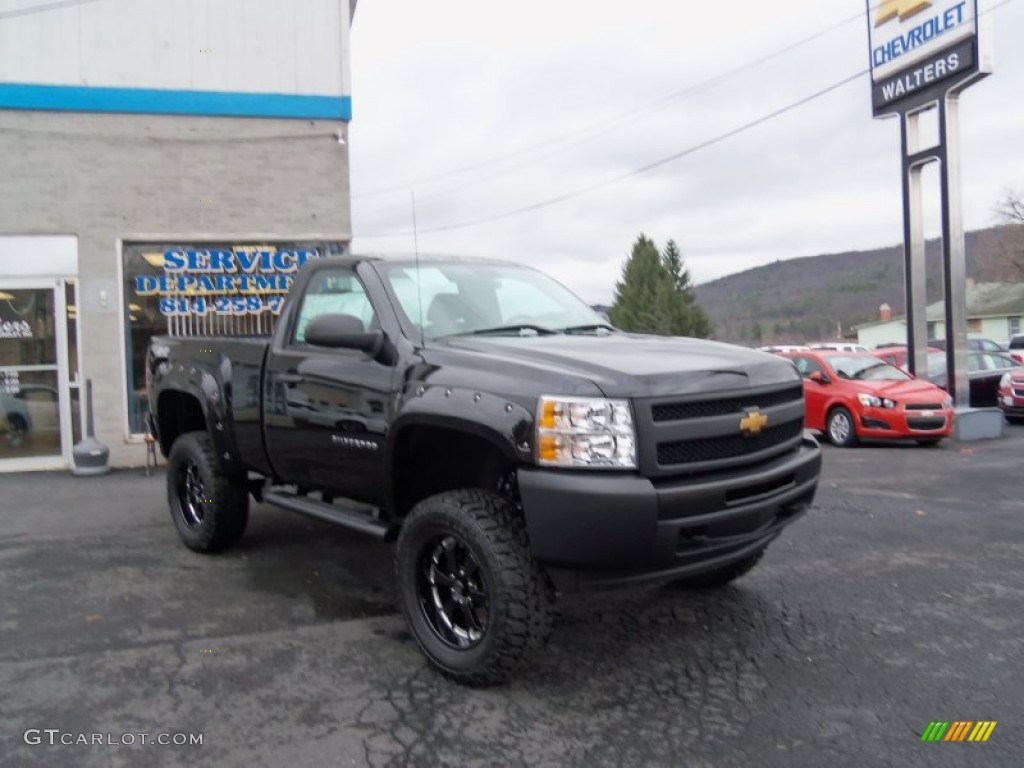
left=826, top=355, right=911, bottom=381
left=377, top=262, right=607, bottom=341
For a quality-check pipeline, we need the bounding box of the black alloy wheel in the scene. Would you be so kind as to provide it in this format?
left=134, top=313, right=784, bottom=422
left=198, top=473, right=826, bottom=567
left=166, top=431, right=249, bottom=553
left=417, top=534, right=490, bottom=650
left=395, top=489, right=553, bottom=686
left=177, top=457, right=208, bottom=529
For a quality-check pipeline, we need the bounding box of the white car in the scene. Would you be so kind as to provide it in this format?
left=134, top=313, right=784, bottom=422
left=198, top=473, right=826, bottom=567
left=1008, top=334, right=1024, bottom=365
left=809, top=342, right=868, bottom=353
left=757, top=345, right=810, bottom=354
left=1, top=384, right=61, bottom=447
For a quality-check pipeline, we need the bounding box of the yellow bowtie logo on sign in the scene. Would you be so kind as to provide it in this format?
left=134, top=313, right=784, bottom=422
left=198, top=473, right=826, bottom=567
left=875, top=0, right=931, bottom=26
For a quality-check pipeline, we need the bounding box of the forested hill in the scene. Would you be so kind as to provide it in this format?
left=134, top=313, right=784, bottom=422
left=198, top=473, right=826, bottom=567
left=694, top=228, right=1016, bottom=345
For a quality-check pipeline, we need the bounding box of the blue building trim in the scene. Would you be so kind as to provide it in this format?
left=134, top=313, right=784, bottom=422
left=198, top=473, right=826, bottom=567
left=0, top=83, right=352, bottom=120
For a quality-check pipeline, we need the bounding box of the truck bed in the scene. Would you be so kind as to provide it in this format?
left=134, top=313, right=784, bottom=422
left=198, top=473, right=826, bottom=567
left=149, top=334, right=271, bottom=473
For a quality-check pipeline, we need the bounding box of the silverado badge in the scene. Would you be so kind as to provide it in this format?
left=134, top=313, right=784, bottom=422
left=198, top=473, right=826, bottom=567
left=740, top=409, right=768, bottom=436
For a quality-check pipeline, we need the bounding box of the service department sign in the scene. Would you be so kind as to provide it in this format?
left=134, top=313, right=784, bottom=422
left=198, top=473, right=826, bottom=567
left=867, top=0, right=991, bottom=115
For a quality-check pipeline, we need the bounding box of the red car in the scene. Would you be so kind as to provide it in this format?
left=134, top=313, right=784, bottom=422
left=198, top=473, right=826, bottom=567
left=869, top=345, right=942, bottom=372
left=781, top=351, right=954, bottom=447
left=998, top=368, right=1024, bottom=424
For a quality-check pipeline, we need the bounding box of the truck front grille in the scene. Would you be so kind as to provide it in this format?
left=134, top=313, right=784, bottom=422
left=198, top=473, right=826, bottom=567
left=651, top=385, right=803, bottom=422
left=636, top=382, right=807, bottom=477
left=657, top=420, right=804, bottom=465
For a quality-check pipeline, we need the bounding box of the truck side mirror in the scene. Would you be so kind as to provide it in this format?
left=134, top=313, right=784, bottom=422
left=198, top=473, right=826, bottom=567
left=304, top=313, right=383, bottom=353
left=808, top=370, right=830, bottom=385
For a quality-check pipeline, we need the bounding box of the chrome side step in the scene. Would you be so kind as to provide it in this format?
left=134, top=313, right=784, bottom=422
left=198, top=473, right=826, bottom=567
left=263, top=490, right=396, bottom=540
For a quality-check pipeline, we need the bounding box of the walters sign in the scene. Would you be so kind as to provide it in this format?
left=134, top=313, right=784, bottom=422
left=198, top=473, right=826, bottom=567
left=866, top=0, right=991, bottom=115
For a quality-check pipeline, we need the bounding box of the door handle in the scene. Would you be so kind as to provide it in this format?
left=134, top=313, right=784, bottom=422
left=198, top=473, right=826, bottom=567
left=278, top=373, right=304, bottom=385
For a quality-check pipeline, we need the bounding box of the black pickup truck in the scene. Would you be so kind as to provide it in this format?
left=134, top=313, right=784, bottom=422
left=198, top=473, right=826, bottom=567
left=148, top=256, right=821, bottom=685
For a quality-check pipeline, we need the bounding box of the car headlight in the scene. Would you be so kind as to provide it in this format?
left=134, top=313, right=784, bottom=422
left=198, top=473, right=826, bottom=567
left=536, top=396, right=636, bottom=468
left=857, top=393, right=897, bottom=408
left=1000, top=373, right=1012, bottom=389
left=943, top=395, right=954, bottom=407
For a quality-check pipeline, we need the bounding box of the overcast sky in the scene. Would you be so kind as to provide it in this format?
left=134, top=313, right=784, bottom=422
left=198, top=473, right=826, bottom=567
left=348, top=0, right=1024, bottom=304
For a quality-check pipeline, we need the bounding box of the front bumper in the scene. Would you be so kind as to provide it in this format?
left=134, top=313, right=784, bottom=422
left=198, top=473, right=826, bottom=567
left=856, top=405, right=954, bottom=439
left=518, top=435, right=821, bottom=590
left=998, top=389, right=1024, bottom=417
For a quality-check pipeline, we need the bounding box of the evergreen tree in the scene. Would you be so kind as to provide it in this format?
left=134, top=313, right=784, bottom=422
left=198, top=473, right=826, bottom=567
left=609, top=234, right=668, bottom=333
left=662, top=239, right=713, bottom=338
left=609, top=234, right=714, bottom=338
left=662, top=240, right=687, bottom=293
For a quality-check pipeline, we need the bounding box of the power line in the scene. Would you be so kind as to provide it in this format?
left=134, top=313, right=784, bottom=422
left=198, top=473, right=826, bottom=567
left=352, top=5, right=872, bottom=201
left=357, top=0, right=1018, bottom=238
left=357, top=70, right=868, bottom=238
left=0, top=0, right=100, bottom=21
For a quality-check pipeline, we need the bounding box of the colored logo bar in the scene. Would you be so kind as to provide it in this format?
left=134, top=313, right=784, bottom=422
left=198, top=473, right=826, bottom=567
left=921, top=721, right=997, bottom=742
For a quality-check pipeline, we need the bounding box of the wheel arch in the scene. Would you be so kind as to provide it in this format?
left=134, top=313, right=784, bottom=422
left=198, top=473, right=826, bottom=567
left=387, top=416, right=521, bottom=519
left=156, top=388, right=242, bottom=473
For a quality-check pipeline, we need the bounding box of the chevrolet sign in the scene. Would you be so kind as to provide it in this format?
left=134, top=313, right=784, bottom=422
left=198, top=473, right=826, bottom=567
left=867, top=0, right=978, bottom=81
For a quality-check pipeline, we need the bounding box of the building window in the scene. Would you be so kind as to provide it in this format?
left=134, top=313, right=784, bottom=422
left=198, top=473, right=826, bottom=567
left=1009, top=316, right=1022, bottom=337
left=120, top=241, right=347, bottom=436
left=926, top=322, right=937, bottom=338
left=966, top=318, right=982, bottom=333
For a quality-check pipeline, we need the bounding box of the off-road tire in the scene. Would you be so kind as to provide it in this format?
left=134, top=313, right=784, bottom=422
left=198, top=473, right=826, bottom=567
left=167, top=431, right=249, bottom=553
left=671, top=550, right=765, bottom=589
left=826, top=406, right=858, bottom=447
left=395, top=489, right=553, bottom=686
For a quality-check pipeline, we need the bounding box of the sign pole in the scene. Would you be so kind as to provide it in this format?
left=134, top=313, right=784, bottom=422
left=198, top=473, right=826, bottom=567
left=938, top=95, right=971, bottom=406
left=899, top=109, right=931, bottom=379
left=867, top=0, right=992, bottom=415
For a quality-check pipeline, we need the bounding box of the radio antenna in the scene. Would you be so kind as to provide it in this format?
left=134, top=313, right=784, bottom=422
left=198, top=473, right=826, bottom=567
left=411, top=190, right=425, bottom=347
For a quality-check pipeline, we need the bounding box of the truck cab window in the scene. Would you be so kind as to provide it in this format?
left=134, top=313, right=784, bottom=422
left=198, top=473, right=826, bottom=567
left=292, top=270, right=377, bottom=344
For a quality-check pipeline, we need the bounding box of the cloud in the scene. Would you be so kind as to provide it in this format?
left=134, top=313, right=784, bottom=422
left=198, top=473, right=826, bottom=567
left=349, top=0, right=1024, bottom=303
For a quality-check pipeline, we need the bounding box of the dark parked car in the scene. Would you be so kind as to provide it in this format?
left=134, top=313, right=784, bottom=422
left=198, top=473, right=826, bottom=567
left=927, top=351, right=1021, bottom=407
left=928, top=336, right=1006, bottom=354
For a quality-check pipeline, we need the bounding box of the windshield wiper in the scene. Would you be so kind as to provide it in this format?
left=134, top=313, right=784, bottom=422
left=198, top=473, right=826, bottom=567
left=559, top=323, right=617, bottom=335
left=461, top=324, right=558, bottom=337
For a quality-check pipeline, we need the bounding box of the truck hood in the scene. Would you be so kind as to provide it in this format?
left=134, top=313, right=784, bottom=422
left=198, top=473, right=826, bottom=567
left=426, top=333, right=800, bottom=398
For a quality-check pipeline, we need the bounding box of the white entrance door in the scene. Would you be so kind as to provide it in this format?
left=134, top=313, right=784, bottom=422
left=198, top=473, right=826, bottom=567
left=0, top=279, right=74, bottom=470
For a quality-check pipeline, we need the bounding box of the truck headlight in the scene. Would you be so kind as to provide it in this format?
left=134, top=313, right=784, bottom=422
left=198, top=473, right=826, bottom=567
left=857, top=393, right=896, bottom=408
left=536, top=396, right=636, bottom=468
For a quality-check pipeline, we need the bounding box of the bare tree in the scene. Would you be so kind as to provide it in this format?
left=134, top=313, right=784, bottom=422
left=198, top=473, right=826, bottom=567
left=990, top=189, right=1024, bottom=280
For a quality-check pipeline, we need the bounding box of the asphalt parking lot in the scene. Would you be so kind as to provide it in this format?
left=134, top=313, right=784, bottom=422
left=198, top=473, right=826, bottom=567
left=1, top=425, right=1022, bottom=768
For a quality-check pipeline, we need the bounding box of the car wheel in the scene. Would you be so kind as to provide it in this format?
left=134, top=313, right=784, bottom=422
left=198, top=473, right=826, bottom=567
left=395, top=489, right=553, bottom=686
left=669, top=550, right=765, bottom=589
left=5, top=414, right=28, bottom=448
left=826, top=406, right=858, bottom=447
left=167, top=431, right=249, bottom=553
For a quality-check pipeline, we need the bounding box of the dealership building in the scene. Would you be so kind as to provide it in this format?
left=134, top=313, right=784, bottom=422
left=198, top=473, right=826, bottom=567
left=0, top=1, right=355, bottom=471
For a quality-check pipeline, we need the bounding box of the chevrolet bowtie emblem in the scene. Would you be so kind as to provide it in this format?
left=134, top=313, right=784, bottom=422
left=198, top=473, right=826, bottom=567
left=875, top=0, right=930, bottom=27
left=740, top=410, right=768, bottom=435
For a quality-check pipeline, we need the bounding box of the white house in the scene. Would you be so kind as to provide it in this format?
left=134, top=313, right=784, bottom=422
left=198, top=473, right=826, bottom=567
left=856, top=282, right=1024, bottom=348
